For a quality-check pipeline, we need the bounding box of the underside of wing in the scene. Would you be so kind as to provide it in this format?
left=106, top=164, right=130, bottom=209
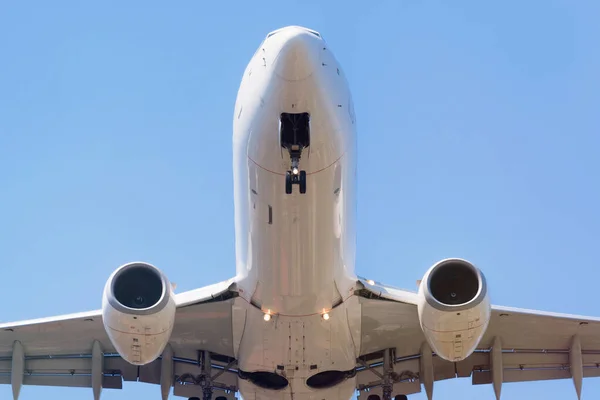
left=354, top=260, right=600, bottom=399
left=0, top=262, right=240, bottom=399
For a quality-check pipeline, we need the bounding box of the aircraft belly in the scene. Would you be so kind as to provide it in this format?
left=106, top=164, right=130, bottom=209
left=242, top=160, right=350, bottom=316
left=237, top=300, right=356, bottom=370
left=288, top=320, right=305, bottom=367
left=236, top=300, right=358, bottom=400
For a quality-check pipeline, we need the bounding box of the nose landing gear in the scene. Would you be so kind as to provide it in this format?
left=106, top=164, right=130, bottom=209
left=280, top=112, right=309, bottom=194
left=285, top=156, right=307, bottom=194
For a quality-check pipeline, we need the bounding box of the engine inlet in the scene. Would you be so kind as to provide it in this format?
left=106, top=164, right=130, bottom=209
left=111, top=262, right=166, bottom=310
left=428, top=259, right=482, bottom=306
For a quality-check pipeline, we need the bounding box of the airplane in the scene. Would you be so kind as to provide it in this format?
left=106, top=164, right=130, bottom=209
left=1, top=25, right=600, bottom=400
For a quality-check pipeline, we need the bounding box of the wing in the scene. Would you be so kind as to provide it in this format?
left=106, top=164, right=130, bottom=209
left=355, top=278, right=600, bottom=399
left=0, top=278, right=241, bottom=399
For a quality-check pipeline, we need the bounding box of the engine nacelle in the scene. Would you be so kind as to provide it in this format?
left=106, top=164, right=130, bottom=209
left=417, top=258, right=491, bottom=362
left=102, top=262, right=176, bottom=365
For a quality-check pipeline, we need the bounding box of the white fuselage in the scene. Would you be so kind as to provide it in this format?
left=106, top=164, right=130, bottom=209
left=231, top=26, right=360, bottom=399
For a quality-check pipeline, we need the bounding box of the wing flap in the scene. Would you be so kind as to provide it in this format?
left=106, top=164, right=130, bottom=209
left=0, top=352, right=239, bottom=394
left=433, top=356, right=456, bottom=381
left=472, top=361, right=600, bottom=385
left=472, top=369, right=572, bottom=384
left=356, top=348, right=600, bottom=395
left=455, top=353, right=487, bottom=377
left=0, top=375, right=123, bottom=389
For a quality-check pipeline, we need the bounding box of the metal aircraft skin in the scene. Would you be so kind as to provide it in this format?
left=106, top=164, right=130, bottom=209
left=2, top=25, right=600, bottom=400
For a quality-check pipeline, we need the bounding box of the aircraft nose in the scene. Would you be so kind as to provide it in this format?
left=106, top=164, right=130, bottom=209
left=273, top=29, right=321, bottom=81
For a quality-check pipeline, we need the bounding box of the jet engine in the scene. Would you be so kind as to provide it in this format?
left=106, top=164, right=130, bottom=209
left=102, top=262, right=176, bottom=365
left=417, top=258, right=491, bottom=362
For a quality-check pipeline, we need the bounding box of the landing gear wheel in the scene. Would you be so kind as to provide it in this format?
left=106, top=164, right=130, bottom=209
left=394, top=396, right=408, bottom=400
left=299, top=170, right=306, bottom=194
left=284, top=169, right=306, bottom=194
left=188, top=397, right=200, bottom=400
left=285, top=171, right=293, bottom=194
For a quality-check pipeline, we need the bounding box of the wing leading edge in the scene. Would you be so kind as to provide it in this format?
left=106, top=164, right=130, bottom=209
left=355, top=277, right=600, bottom=399
left=0, top=278, right=239, bottom=399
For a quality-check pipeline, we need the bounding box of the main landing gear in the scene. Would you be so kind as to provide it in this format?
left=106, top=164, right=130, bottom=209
left=280, top=112, right=310, bottom=195
left=358, top=349, right=417, bottom=400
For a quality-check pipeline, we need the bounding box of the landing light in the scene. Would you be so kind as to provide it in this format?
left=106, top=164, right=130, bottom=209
left=292, top=167, right=299, bottom=175
left=367, top=279, right=375, bottom=285
left=263, top=310, right=272, bottom=322
left=322, top=312, right=330, bottom=321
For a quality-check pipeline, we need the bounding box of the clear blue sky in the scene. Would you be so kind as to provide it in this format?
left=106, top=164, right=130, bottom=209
left=1, top=1, right=599, bottom=399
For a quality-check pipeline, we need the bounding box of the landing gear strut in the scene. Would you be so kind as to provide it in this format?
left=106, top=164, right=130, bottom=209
left=180, top=351, right=213, bottom=400
left=381, top=348, right=394, bottom=400
left=357, top=348, right=417, bottom=400
left=280, top=112, right=309, bottom=194
left=198, top=351, right=213, bottom=400
left=176, top=351, right=238, bottom=400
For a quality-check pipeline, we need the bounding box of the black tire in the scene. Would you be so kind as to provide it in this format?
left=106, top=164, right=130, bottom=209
left=299, top=170, right=307, bottom=194
left=285, top=171, right=293, bottom=194
left=394, top=395, right=408, bottom=400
